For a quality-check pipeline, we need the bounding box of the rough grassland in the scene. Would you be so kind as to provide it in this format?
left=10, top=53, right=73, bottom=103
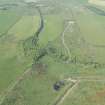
left=1, top=0, right=105, bottom=105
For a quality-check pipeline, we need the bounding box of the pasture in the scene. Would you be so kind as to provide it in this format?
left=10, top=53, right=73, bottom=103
left=0, top=0, right=105, bottom=105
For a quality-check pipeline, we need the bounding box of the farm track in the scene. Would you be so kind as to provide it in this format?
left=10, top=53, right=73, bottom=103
left=61, top=22, right=72, bottom=61
left=56, top=81, right=79, bottom=105
left=74, top=76, right=105, bottom=82
left=52, top=78, right=79, bottom=105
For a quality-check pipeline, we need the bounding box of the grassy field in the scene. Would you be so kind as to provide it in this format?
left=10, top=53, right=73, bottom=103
left=0, top=0, right=105, bottom=105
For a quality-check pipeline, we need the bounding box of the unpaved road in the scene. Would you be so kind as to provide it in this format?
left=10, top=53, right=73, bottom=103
left=57, top=81, right=79, bottom=105
left=61, top=22, right=73, bottom=61
left=52, top=78, right=79, bottom=105
left=74, top=76, right=105, bottom=82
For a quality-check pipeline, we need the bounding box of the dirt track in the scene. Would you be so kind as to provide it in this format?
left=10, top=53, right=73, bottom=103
left=61, top=21, right=74, bottom=61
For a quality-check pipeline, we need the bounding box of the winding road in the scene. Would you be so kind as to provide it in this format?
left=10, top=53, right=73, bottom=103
left=57, top=81, right=79, bottom=105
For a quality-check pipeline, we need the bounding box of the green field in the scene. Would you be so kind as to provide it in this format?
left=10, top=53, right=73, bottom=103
left=0, top=0, right=105, bottom=105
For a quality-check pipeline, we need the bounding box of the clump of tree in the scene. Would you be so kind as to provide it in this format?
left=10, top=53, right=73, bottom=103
left=23, top=36, right=38, bottom=57
left=46, top=43, right=69, bottom=62
left=23, top=36, right=48, bottom=62
left=33, top=47, right=47, bottom=63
